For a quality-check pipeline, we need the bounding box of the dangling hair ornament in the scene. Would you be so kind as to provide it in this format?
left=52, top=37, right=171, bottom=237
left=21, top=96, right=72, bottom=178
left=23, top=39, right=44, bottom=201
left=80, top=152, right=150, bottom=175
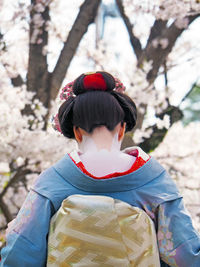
left=51, top=72, right=126, bottom=133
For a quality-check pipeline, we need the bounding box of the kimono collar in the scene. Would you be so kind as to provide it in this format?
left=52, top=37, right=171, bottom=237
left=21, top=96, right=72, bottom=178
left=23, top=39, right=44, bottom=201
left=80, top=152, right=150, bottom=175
left=53, top=147, right=165, bottom=193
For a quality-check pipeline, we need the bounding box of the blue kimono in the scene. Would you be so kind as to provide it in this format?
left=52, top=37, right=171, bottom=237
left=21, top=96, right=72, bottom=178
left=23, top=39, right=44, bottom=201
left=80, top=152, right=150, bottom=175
left=1, top=149, right=200, bottom=266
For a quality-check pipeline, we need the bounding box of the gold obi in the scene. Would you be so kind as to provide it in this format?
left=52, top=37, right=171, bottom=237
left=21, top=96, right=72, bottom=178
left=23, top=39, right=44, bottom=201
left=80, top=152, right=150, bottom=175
left=47, top=195, right=160, bottom=267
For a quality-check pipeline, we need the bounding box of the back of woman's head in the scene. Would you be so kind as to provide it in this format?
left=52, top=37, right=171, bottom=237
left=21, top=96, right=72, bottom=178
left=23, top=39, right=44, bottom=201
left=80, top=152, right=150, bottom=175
left=57, top=71, right=137, bottom=138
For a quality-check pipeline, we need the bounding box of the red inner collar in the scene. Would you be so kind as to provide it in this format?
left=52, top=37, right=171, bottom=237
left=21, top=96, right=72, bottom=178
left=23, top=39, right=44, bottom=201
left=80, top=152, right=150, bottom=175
left=68, top=153, right=149, bottom=180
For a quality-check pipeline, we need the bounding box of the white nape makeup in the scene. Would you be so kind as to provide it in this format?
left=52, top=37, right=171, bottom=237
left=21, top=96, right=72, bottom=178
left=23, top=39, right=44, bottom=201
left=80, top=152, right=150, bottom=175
left=77, top=124, right=136, bottom=177
left=78, top=125, right=121, bottom=154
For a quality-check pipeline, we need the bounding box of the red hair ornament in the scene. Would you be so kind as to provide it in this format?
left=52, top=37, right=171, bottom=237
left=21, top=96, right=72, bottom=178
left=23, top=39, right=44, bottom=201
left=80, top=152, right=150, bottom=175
left=83, top=73, right=107, bottom=91
left=52, top=72, right=126, bottom=133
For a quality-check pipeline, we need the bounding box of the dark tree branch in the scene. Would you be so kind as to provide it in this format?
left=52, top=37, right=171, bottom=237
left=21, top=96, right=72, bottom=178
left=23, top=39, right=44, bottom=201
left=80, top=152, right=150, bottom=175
left=50, top=0, right=101, bottom=102
left=27, top=1, right=50, bottom=108
left=120, top=11, right=199, bottom=151
left=122, top=102, right=183, bottom=151
left=0, top=31, right=6, bottom=52
left=11, top=75, right=24, bottom=87
left=115, top=0, right=142, bottom=60
left=163, top=60, right=168, bottom=87
left=0, top=226, right=7, bottom=231
left=121, top=14, right=199, bottom=150
left=0, top=32, right=24, bottom=88
left=0, top=160, right=33, bottom=223
left=146, top=19, right=167, bottom=45
left=0, top=199, right=13, bottom=223
left=139, top=105, right=183, bottom=153
left=140, top=14, right=200, bottom=83
left=1, top=63, right=25, bottom=87
left=24, top=0, right=101, bottom=128
left=0, top=163, right=32, bottom=199
left=133, top=15, right=200, bottom=151
left=181, top=82, right=198, bottom=102
left=116, top=11, right=199, bottom=151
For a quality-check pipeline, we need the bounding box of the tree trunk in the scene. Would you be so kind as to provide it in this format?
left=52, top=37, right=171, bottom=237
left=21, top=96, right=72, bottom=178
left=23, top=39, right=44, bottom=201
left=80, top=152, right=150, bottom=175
left=25, top=0, right=101, bottom=124
left=27, top=0, right=50, bottom=108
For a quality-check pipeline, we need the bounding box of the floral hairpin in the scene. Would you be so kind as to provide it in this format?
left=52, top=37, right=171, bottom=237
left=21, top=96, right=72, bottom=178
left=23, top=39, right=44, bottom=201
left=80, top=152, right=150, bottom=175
left=114, top=77, right=126, bottom=93
left=51, top=80, right=76, bottom=134
left=60, top=81, right=75, bottom=101
left=51, top=113, right=61, bottom=133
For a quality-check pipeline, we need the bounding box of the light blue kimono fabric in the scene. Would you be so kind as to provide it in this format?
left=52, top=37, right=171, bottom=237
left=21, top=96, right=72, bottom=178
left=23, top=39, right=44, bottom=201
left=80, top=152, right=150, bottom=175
left=1, top=154, right=200, bottom=267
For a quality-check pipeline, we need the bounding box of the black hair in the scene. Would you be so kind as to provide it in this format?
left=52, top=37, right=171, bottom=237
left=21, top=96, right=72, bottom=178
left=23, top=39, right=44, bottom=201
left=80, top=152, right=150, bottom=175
left=58, top=72, right=137, bottom=139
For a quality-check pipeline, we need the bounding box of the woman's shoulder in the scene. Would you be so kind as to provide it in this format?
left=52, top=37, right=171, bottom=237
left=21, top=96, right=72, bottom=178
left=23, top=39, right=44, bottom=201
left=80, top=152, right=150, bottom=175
left=31, top=154, right=74, bottom=210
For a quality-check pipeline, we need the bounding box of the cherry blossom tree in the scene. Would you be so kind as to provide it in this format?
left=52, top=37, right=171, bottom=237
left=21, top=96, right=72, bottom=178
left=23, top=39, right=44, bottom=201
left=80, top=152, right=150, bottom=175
left=0, top=0, right=200, bottom=247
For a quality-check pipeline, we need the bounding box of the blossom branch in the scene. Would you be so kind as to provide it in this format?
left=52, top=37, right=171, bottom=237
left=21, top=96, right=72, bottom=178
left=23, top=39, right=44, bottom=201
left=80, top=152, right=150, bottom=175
left=115, top=0, right=142, bottom=60
left=0, top=32, right=24, bottom=87
left=141, top=14, right=200, bottom=83
left=0, top=161, right=32, bottom=199
left=146, top=19, right=168, bottom=44
left=50, top=0, right=101, bottom=101
left=0, top=160, right=33, bottom=223
left=138, top=105, right=183, bottom=153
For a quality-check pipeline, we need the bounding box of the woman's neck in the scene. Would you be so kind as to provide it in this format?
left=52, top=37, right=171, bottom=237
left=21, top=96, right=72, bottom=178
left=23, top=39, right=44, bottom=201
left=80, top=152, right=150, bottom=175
left=77, top=126, right=136, bottom=177
left=79, top=126, right=121, bottom=154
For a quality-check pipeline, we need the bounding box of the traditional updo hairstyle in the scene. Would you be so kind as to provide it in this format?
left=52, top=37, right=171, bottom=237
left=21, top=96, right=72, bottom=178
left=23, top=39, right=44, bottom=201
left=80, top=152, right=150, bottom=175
left=58, top=71, right=137, bottom=139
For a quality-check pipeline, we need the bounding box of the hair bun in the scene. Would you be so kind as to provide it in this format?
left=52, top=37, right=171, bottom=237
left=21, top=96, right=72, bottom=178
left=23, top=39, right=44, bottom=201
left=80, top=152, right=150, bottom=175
left=73, top=71, right=115, bottom=95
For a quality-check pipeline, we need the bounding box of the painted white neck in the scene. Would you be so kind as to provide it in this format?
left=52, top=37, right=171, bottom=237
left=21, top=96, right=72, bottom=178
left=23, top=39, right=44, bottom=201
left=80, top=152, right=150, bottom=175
left=79, top=126, right=121, bottom=154
left=78, top=126, right=135, bottom=177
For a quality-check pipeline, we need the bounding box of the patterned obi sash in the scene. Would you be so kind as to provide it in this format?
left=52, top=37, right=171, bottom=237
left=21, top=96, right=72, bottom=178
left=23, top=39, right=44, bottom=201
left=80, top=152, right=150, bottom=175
left=47, top=195, right=160, bottom=267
